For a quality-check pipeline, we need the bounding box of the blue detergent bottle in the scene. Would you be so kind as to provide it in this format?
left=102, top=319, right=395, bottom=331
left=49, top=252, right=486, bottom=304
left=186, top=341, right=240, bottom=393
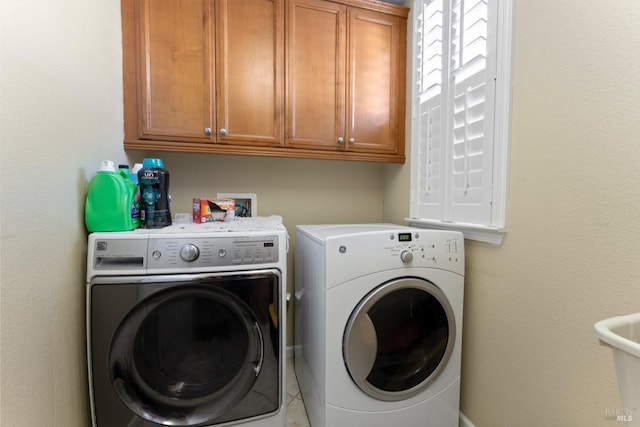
left=138, top=158, right=172, bottom=228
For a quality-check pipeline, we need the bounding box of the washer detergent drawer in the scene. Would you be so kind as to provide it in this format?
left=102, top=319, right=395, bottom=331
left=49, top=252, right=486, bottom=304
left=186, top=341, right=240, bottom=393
left=88, top=270, right=282, bottom=427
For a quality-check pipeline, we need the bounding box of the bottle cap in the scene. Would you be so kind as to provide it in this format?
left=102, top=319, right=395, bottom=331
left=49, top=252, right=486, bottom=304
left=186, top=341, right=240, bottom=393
left=142, top=158, right=164, bottom=168
left=100, top=160, right=116, bottom=172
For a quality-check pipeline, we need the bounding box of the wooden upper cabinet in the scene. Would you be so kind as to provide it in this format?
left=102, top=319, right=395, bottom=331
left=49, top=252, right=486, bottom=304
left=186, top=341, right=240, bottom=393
left=135, top=0, right=214, bottom=142
left=286, top=0, right=346, bottom=151
left=216, top=0, right=283, bottom=146
left=286, top=0, right=406, bottom=157
left=122, top=0, right=407, bottom=162
left=348, top=7, right=405, bottom=154
left=123, top=0, right=283, bottom=146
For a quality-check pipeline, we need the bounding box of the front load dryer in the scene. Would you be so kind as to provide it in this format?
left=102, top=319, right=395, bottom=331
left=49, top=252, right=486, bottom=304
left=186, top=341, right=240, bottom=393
left=294, top=224, right=464, bottom=427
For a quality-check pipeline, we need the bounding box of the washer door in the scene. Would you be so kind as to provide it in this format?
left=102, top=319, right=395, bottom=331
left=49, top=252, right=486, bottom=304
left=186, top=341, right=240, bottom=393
left=109, top=285, right=264, bottom=426
left=343, top=277, right=455, bottom=401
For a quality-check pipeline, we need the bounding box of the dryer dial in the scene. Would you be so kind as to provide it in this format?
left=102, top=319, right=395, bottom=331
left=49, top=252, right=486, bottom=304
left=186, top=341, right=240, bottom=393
left=400, top=250, right=413, bottom=263
left=180, top=244, right=200, bottom=262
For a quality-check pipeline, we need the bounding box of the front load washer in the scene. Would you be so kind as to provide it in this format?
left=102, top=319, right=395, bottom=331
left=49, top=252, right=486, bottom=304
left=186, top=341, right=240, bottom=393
left=294, top=224, right=464, bottom=427
left=87, top=218, right=288, bottom=427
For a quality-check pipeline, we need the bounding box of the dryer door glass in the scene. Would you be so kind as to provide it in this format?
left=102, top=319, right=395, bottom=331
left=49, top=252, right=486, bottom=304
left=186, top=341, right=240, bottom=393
left=343, top=277, right=455, bottom=401
left=105, top=272, right=279, bottom=426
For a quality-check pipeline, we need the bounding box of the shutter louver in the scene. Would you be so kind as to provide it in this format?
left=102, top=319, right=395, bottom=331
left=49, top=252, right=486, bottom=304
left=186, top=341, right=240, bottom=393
left=419, top=0, right=443, bottom=95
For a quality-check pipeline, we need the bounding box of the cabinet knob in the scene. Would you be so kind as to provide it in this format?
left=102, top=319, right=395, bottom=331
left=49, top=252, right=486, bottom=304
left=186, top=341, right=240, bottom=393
left=204, top=127, right=212, bottom=135
left=337, top=137, right=344, bottom=144
left=349, top=137, right=356, bottom=144
left=220, top=128, right=228, bottom=136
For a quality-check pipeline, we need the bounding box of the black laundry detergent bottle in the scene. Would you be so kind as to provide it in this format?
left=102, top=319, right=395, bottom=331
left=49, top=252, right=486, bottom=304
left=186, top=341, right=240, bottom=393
left=138, top=158, right=172, bottom=228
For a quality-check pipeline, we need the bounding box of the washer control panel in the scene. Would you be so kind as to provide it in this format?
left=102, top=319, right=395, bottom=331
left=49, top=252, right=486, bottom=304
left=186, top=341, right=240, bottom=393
left=91, top=234, right=280, bottom=272
left=148, top=235, right=279, bottom=269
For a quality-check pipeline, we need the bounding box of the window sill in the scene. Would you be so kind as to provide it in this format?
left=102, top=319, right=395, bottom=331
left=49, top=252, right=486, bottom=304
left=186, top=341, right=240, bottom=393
left=405, top=218, right=505, bottom=245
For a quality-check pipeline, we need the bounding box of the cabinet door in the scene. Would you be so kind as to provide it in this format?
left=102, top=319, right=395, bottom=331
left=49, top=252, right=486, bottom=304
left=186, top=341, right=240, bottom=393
left=286, top=0, right=346, bottom=151
left=347, top=8, right=405, bottom=154
left=216, top=0, right=284, bottom=147
left=136, top=0, right=214, bottom=142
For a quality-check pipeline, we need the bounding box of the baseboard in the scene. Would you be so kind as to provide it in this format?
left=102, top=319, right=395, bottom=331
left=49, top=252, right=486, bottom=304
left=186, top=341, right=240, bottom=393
left=460, top=412, right=476, bottom=427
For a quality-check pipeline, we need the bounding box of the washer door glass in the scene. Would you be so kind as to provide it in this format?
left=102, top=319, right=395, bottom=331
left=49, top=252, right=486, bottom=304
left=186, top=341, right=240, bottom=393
left=343, top=277, right=455, bottom=401
left=109, top=285, right=263, bottom=426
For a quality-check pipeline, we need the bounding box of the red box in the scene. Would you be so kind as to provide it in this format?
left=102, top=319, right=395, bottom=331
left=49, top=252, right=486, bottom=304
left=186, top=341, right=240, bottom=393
left=192, top=198, right=235, bottom=222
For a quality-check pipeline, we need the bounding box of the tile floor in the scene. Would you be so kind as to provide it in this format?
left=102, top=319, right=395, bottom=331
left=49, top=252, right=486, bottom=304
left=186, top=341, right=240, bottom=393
left=286, top=355, right=310, bottom=427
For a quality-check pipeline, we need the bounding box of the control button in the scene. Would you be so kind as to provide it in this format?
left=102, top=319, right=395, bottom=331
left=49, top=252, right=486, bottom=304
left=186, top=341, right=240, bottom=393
left=152, top=250, right=161, bottom=259
left=218, top=249, right=227, bottom=258
left=180, top=244, right=200, bottom=262
left=400, top=250, right=413, bottom=263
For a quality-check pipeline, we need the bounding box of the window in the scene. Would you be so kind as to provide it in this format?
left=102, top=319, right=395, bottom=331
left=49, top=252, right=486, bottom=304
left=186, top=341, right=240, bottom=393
left=408, top=0, right=513, bottom=244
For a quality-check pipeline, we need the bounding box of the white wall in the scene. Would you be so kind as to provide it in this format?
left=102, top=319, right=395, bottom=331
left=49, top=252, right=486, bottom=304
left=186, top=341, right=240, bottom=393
left=0, top=3, right=385, bottom=425
left=385, top=0, right=640, bottom=425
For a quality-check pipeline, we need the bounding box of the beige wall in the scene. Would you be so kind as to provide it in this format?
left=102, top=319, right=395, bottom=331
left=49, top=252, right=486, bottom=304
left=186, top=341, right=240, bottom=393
left=0, top=1, right=125, bottom=425
left=385, top=0, right=640, bottom=425
left=3, top=0, right=639, bottom=426
left=0, top=2, right=383, bottom=425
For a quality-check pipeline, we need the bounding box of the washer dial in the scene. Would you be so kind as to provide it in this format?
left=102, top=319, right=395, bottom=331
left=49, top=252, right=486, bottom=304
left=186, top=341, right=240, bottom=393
left=180, top=244, right=200, bottom=262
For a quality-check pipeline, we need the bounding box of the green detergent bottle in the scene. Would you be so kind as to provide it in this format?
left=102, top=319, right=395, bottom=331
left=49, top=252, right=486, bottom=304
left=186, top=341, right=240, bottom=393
left=85, top=160, right=136, bottom=232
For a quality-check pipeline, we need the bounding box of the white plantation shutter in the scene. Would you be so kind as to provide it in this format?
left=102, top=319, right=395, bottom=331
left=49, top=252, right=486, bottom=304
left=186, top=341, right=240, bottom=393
left=411, top=0, right=510, bottom=235
left=415, top=0, right=445, bottom=219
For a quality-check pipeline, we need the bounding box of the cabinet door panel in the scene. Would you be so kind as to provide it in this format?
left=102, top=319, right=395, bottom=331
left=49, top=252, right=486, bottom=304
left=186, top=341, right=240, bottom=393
left=216, top=0, right=283, bottom=146
left=138, top=0, right=214, bottom=141
left=348, top=8, right=402, bottom=154
left=286, top=0, right=346, bottom=150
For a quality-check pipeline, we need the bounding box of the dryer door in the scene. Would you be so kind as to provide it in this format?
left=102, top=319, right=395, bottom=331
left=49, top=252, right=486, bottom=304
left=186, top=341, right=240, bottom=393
left=343, top=277, right=455, bottom=401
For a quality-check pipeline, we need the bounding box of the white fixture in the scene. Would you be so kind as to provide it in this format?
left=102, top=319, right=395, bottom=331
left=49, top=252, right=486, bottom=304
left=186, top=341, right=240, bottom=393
left=595, top=313, right=640, bottom=426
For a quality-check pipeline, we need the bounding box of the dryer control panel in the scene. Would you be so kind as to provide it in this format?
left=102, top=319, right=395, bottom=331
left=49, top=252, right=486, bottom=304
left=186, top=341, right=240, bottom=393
left=383, top=231, right=462, bottom=266
left=321, top=228, right=465, bottom=285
